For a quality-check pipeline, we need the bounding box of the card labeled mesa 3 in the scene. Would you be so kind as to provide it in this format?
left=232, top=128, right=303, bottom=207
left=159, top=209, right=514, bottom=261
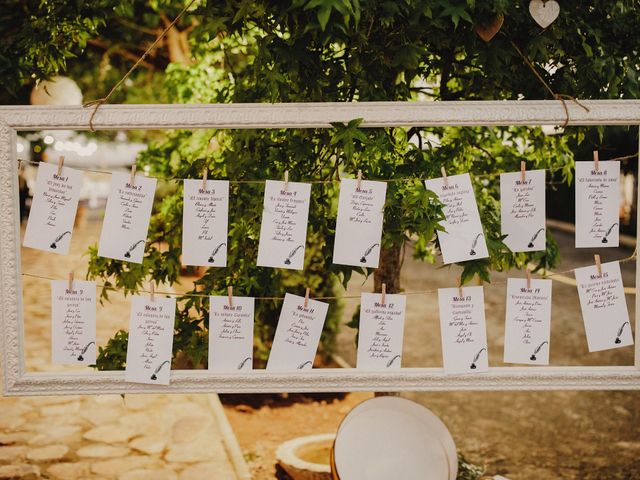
left=23, top=162, right=84, bottom=255
left=98, top=171, right=156, bottom=263
left=208, top=295, right=255, bottom=372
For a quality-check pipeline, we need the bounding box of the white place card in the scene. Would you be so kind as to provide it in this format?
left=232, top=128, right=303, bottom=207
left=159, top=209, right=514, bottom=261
left=504, top=278, right=552, bottom=365
left=257, top=180, right=311, bottom=270
left=98, top=171, right=157, bottom=263
left=333, top=179, right=387, bottom=268
left=575, top=261, right=633, bottom=352
left=575, top=161, right=620, bottom=248
left=424, top=173, right=488, bottom=264
left=51, top=280, right=96, bottom=365
left=500, top=169, right=546, bottom=252
left=356, top=293, right=407, bottom=370
left=266, top=293, right=328, bottom=371
left=438, top=286, right=489, bottom=374
left=208, top=296, right=255, bottom=371
left=24, top=162, right=83, bottom=255
left=182, top=179, right=229, bottom=267
left=125, top=295, right=176, bottom=385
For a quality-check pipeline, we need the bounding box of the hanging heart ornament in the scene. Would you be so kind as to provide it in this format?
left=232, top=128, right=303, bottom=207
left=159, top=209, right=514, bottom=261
left=529, top=0, right=560, bottom=29
left=474, top=14, right=504, bottom=42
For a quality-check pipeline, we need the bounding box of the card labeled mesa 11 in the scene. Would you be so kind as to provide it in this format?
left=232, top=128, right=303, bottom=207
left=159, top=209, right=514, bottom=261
left=208, top=295, right=255, bottom=371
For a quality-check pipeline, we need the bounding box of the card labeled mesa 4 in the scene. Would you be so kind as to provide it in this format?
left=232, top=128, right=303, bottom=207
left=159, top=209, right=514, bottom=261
left=333, top=179, right=387, bottom=268
left=425, top=173, right=488, bottom=264
left=208, top=296, right=255, bottom=371
left=24, top=162, right=83, bottom=255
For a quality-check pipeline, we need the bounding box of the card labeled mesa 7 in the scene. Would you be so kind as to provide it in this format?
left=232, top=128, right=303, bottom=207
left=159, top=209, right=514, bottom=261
left=257, top=180, right=311, bottom=270
left=438, top=285, right=489, bottom=374
left=266, top=293, right=328, bottom=371
left=575, top=160, right=620, bottom=248
left=504, top=278, right=552, bottom=365
left=425, top=173, right=488, bottom=264
left=575, top=260, right=632, bottom=352
left=125, top=295, right=176, bottom=385
left=24, top=162, right=83, bottom=255
left=500, top=169, right=546, bottom=252
left=208, top=295, right=255, bottom=372
left=51, top=280, right=96, bottom=365
left=356, top=293, right=407, bottom=370
left=333, top=179, right=387, bottom=268
left=98, top=171, right=156, bottom=263
left=182, top=179, right=229, bottom=267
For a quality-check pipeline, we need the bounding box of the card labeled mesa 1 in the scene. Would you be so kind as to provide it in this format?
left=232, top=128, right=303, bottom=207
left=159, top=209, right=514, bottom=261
left=500, top=169, right=546, bottom=252
left=266, top=293, right=328, bottom=371
left=182, top=179, right=229, bottom=266
left=208, top=296, right=255, bottom=371
left=51, top=280, right=96, bottom=365
left=575, top=261, right=632, bottom=352
left=504, top=278, right=552, bottom=365
left=356, top=293, right=407, bottom=370
left=125, top=295, right=176, bottom=385
left=575, top=161, right=620, bottom=248
left=24, top=162, right=83, bottom=255
left=425, top=173, right=488, bottom=264
left=257, top=180, right=311, bottom=270
left=333, top=179, right=387, bottom=268
left=98, top=171, right=156, bottom=263
left=438, top=285, right=489, bottom=374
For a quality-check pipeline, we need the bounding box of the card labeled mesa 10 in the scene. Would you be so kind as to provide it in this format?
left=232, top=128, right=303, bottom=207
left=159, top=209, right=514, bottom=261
left=208, top=296, right=255, bottom=372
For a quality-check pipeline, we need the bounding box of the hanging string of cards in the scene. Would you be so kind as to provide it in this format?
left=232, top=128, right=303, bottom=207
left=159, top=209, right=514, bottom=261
left=24, top=153, right=634, bottom=384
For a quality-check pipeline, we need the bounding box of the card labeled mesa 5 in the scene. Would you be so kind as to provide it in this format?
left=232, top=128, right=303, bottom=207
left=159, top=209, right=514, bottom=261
left=575, top=161, right=620, bottom=248
left=182, top=179, right=229, bottom=266
left=425, top=173, right=488, bottom=264
left=575, top=261, right=632, bottom=352
left=266, top=293, right=328, bottom=371
left=208, top=296, right=255, bottom=371
left=125, top=295, right=176, bottom=385
left=333, top=179, right=387, bottom=268
left=504, top=278, right=552, bottom=365
left=500, top=169, right=546, bottom=252
left=98, top=171, right=156, bottom=263
left=51, top=280, right=96, bottom=365
left=257, top=180, right=311, bottom=270
left=438, top=285, right=489, bottom=374
left=24, top=162, right=83, bottom=255
left=356, top=293, right=407, bottom=370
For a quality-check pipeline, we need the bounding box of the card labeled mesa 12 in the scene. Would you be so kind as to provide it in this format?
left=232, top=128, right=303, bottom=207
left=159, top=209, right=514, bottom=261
left=24, top=162, right=83, bottom=255
left=208, top=295, right=255, bottom=372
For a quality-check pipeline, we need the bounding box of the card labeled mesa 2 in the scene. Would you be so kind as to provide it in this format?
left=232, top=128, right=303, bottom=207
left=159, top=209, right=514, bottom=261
left=425, top=173, right=488, bottom=264
left=333, top=179, right=387, bottom=268
left=24, top=162, right=83, bottom=255
left=51, top=280, right=96, bottom=365
left=575, top=160, right=620, bottom=248
left=438, top=285, right=489, bottom=374
left=500, top=169, right=546, bottom=252
left=257, top=180, right=311, bottom=270
left=208, top=296, right=255, bottom=371
left=182, top=179, right=229, bottom=266
left=125, top=295, right=176, bottom=385
left=266, top=293, right=328, bottom=371
left=504, top=278, right=552, bottom=365
left=356, top=293, right=407, bottom=370
left=575, top=261, right=632, bottom=352
left=98, top=171, right=156, bottom=263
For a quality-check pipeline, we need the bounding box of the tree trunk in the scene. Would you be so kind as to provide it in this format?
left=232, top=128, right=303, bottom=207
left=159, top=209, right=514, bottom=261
left=373, top=244, right=402, bottom=294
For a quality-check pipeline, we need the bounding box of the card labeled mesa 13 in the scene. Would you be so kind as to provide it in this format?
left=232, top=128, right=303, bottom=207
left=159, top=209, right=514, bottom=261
left=266, top=293, right=328, bottom=371
left=24, top=162, right=83, bottom=255
left=98, top=171, right=156, bottom=263
left=425, top=173, right=488, bottom=264
left=125, top=295, right=176, bottom=385
left=333, top=179, right=387, bottom=268
left=208, top=295, right=255, bottom=372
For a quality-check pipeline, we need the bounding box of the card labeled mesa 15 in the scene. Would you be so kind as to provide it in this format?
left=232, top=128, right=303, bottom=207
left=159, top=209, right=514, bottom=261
left=24, top=162, right=83, bottom=255
left=208, top=295, right=255, bottom=372
left=98, top=171, right=156, bottom=263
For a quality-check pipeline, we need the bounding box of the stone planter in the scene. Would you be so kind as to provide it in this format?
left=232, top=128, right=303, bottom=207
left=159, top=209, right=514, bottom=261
left=276, top=433, right=334, bottom=480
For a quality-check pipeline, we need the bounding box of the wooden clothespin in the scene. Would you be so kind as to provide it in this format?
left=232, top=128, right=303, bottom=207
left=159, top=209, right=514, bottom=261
left=594, top=254, right=602, bottom=276
left=304, top=287, right=310, bottom=308
left=202, top=167, right=208, bottom=191
left=457, top=277, right=463, bottom=298
left=130, top=164, right=137, bottom=186
left=228, top=286, right=233, bottom=307
left=57, top=155, right=65, bottom=176
left=150, top=281, right=155, bottom=302
left=521, top=161, right=526, bottom=183
left=593, top=150, right=599, bottom=172
left=381, top=283, right=386, bottom=305
left=526, top=269, right=532, bottom=289
left=68, top=271, right=74, bottom=292
left=356, top=170, right=363, bottom=190
left=284, top=170, right=289, bottom=191
left=441, top=166, right=449, bottom=187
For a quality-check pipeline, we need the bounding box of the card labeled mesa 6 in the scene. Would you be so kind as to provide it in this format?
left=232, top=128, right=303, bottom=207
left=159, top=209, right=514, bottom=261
left=98, top=171, right=156, bottom=263
left=425, top=173, right=488, bottom=264
left=24, top=162, right=83, bottom=255
left=208, top=295, right=255, bottom=371
left=333, top=179, right=387, bottom=268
